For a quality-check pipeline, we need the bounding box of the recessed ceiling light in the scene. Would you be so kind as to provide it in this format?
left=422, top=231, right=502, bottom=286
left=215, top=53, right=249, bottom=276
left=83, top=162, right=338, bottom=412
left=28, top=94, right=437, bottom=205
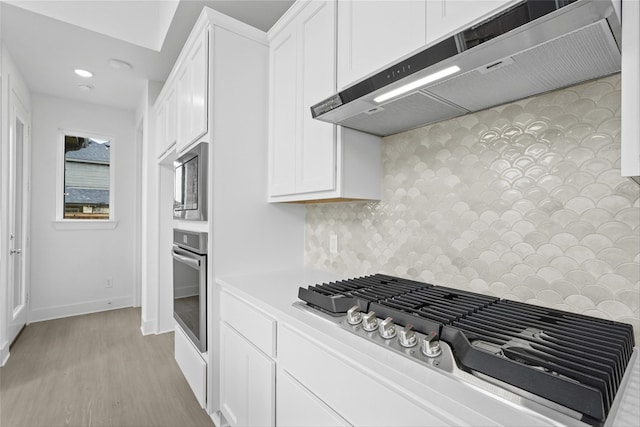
left=74, top=69, right=93, bottom=78
left=78, top=84, right=94, bottom=92
left=108, top=58, right=133, bottom=70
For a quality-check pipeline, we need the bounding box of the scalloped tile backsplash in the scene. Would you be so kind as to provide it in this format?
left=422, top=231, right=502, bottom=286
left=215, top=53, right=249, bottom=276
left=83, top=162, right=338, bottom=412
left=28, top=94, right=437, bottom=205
left=305, top=73, right=640, bottom=342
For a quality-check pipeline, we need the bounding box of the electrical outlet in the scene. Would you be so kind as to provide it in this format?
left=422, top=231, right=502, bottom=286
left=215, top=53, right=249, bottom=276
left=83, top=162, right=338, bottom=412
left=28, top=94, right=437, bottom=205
left=329, top=234, right=338, bottom=254
left=106, top=277, right=113, bottom=288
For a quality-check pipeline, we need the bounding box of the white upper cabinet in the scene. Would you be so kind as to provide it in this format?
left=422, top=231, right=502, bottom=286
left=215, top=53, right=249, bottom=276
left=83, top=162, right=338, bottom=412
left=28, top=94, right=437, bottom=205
left=155, top=83, right=177, bottom=159
left=268, top=0, right=382, bottom=203
left=269, top=17, right=299, bottom=196
left=426, top=0, right=520, bottom=44
left=337, top=0, right=427, bottom=90
left=176, top=28, right=209, bottom=153
left=297, top=0, right=337, bottom=193
left=621, top=0, right=639, bottom=177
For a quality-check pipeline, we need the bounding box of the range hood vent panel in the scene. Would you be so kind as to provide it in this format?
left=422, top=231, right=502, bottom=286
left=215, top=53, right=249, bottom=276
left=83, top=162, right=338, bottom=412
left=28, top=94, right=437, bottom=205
left=338, top=92, right=468, bottom=137
left=312, top=0, right=622, bottom=138
left=426, top=20, right=621, bottom=112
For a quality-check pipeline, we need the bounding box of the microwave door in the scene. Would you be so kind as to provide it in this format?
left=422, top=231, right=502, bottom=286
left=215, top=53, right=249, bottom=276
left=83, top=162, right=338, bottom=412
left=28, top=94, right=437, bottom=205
left=174, top=162, right=184, bottom=214
left=183, top=156, right=198, bottom=210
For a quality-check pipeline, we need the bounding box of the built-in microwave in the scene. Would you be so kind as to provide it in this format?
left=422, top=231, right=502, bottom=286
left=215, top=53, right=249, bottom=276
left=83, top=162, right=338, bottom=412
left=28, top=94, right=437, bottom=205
left=174, top=142, right=207, bottom=220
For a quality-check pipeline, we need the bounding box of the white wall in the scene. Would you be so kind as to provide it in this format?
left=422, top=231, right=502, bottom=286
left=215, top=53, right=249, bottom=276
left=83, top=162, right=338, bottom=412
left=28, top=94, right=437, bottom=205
left=29, top=94, right=137, bottom=322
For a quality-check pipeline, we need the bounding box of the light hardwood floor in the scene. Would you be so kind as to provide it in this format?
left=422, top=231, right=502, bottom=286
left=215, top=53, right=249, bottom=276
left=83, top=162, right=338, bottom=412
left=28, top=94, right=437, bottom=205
left=0, top=307, right=215, bottom=427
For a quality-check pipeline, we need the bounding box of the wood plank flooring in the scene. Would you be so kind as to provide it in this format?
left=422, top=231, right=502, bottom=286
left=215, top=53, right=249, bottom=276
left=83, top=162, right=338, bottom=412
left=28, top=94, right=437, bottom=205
left=0, top=307, right=215, bottom=427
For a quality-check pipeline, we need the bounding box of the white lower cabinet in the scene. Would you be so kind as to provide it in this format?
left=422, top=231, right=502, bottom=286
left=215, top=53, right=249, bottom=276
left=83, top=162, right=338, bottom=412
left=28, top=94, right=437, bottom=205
left=276, top=370, right=349, bottom=427
left=220, top=322, right=275, bottom=427
left=278, top=324, right=449, bottom=426
left=174, top=325, right=207, bottom=408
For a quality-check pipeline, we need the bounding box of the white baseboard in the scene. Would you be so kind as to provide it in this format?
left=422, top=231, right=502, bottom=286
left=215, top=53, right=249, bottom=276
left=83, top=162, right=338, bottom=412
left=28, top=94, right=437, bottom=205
left=28, top=296, right=133, bottom=324
left=0, top=340, right=9, bottom=367
left=140, top=317, right=158, bottom=336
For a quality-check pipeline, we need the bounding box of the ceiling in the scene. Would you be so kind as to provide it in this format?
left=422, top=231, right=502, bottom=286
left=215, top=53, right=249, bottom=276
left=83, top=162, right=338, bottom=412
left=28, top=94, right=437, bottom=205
left=1, top=0, right=295, bottom=110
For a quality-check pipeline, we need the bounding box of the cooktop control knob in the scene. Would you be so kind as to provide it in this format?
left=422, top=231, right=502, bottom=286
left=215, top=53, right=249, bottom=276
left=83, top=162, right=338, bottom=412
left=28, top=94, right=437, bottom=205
left=378, top=317, right=397, bottom=339
left=346, top=305, right=363, bottom=325
left=421, top=332, right=442, bottom=358
left=362, top=311, right=378, bottom=332
left=398, top=325, right=417, bottom=348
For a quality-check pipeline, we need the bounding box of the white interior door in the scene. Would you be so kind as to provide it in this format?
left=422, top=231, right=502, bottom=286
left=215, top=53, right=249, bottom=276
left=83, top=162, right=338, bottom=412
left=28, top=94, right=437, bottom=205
left=7, top=91, right=30, bottom=345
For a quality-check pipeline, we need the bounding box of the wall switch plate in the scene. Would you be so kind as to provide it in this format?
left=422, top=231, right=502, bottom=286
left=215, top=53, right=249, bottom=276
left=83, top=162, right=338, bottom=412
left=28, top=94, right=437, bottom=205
left=106, top=277, right=113, bottom=288
left=329, top=235, right=338, bottom=254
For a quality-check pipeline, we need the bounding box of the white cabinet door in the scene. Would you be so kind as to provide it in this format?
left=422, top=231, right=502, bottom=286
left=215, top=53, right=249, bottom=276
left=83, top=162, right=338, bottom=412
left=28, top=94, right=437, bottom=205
left=220, top=323, right=275, bottom=427
left=188, top=29, right=208, bottom=145
left=176, top=28, right=209, bottom=152
left=337, top=0, right=426, bottom=90
left=155, top=100, right=167, bottom=158
left=296, top=0, right=336, bottom=193
left=277, top=369, right=350, bottom=427
left=621, top=0, right=640, bottom=177
left=426, top=0, right=519, bottom=43
left=176, top=62, right=190, bottom=151
left=155, top=84, right=178, bottom=159
left=268, top=0, right=382, bottom=202
left=165, top=85, right=177, bottom=148
left=268, top=0, right=336, bottom=197
left=279, top=324, right=450, bottom=426
left=269, top=26, right=297, bottom=196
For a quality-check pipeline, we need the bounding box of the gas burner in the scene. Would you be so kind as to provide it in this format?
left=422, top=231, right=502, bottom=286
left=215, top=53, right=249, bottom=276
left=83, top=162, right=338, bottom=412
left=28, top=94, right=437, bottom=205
left=297, top=274, right=636, bottom=426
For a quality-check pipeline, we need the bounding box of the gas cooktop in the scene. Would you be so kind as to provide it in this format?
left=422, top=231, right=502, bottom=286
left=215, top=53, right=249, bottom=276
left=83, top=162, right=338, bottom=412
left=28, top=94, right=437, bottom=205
left=296, top=274, right=636, bottom=427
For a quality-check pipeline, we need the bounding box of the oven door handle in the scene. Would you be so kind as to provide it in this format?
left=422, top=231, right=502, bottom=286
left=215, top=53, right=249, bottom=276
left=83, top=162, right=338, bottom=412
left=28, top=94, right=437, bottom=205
left=172, top=248, right=201, bottom=269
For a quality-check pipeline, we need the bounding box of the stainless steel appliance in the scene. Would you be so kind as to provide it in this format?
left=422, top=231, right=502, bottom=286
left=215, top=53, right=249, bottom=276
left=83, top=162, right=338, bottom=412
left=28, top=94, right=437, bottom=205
left=174, top=142, right=208, bottom=220
left=296, top=274, right=637, bottom=426
left=172, top=229, right=207, bottom=352
left=312, top=0, right=621, bottom=137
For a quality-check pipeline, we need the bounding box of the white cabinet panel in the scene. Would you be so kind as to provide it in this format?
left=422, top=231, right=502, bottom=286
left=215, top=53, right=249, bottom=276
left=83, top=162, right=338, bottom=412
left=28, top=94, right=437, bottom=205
left=277, top=370, right=349, bottom=427
left=165, top=86, right=177, bottom=149
left=297, top=0, right=336, bottom=193
left=220, top=289, right=276, bottom=358
left=269, top=27, right=297, bottom=196
left=176, top=28, right=209, bottom=153
left=426, top=0, right=519, bottom=44
left=279, top=324, right=449, bottom=426
left=189, top=31, right=208, bottom=145
left=155, top=100, right=167, bottom=158
left=176, top=62, right=190, bottom=151
left=174, top=325, right=207, bottom=408
left=337, top=0, right=426, bottom=90
left=220, top=322, right=275, bottom=427
left=267, top=0, right=382, bottom=203
left=155, top=84, right=177, bottom=159
left=621, top=0, right=640, bottom=177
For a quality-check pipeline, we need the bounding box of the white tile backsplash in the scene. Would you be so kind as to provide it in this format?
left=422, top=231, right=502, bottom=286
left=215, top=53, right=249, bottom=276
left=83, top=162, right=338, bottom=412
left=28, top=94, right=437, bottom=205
left=305, top=73, right=640, bottom=342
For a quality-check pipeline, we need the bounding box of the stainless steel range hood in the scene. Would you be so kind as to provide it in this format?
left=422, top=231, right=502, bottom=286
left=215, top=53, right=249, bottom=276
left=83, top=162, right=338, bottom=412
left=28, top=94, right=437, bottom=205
left=311, top=0, right=621, bottom=137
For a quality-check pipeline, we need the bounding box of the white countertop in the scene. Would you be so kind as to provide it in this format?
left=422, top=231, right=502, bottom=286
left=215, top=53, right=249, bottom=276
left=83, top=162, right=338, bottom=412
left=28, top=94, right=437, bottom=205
left=217, top=268, right=639, bottom=427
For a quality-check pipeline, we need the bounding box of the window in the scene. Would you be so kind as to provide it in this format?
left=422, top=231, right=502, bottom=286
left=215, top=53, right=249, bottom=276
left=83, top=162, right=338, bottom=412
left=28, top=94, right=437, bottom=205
left=57, top=131, right=114, bottom=222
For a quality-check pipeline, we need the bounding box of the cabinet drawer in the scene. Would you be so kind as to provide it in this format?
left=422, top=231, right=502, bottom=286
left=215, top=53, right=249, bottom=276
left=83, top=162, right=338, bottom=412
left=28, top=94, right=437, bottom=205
left=174, top=325, right=207, bottom=407
left=220, top=290, right=276, bottom=357
left=277, top=369, right=349, bottom=427
left=279, top=324, right=449, bottom=426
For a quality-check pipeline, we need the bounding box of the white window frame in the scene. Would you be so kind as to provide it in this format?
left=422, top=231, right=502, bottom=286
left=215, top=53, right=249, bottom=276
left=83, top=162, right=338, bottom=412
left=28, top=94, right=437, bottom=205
left=54, top=128, right=118, bottom=230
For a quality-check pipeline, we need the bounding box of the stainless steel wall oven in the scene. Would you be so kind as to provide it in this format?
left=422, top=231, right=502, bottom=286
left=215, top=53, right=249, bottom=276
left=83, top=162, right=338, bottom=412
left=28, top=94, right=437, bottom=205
left=172, top=229, right=207, bottom=352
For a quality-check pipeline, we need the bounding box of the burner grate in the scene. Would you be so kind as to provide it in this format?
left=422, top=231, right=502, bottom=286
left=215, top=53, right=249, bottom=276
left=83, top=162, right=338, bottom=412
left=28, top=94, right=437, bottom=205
left=371, top=286, right=498, bottom=336
left=297, top=274, right=430, bottom=314
left=445, top=300, right=636, bottom=424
